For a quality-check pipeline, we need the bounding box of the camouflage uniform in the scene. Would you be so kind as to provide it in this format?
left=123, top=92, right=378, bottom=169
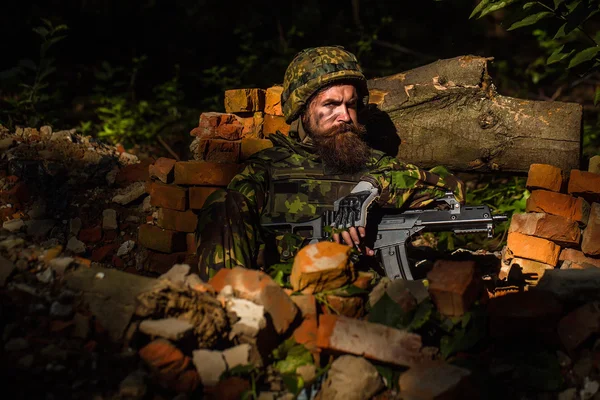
left=195, top=46, right=465, bottom=277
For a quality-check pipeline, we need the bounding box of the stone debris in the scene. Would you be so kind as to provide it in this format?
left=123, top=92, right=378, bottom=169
left=316, top=355, right=384, bottom=400
left=112, top=181, right=147, bottom=205
left=139, top=318, right=194, bottom=341
left=398, top=360, right=474, bottom=399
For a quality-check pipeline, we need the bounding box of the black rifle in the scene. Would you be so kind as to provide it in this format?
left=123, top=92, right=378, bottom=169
left=263, top=192, right=508, bottom=280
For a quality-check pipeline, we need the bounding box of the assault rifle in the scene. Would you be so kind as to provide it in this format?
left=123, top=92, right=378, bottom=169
left=263, top=192, right=508, bottom=281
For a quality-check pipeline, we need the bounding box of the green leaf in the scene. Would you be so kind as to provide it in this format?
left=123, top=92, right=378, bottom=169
left=507, top=11, right=554, bottom=30
left=523, top=2, right=536, bottom=9
left=407, top=300, right=434, bottom=331
left=565, top=0, right=581, bottom=13
left=479, top=0, right=521, bottom=18
left=553, top=22, right=567, bottom=39
left=553, top=0, right=565, bottom=9
left=594, top=87, right=600, bottom=106
left=368, top=292, right=412, bottom=328
left=32, top=27, right=49, bottom=38
left=469, top=0, right=490, bottom=19
left=375, top=365, right=395, bottom=388
left=547, top=45, right=574, bottom=64
left=568, top=46, right=600, bottom=68
left=272, top=338, right=313, bottom=375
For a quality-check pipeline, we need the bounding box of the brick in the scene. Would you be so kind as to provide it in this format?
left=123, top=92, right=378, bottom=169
left=91, top=243, right=119, bottom=262
left=526, top=163, right=562, bottom=192
left=196, top=139, right=240, bottom=163
left=241, top=112, right=264, bottom=138
left=568, top=169, right=600, bottom=204
left=192, top=112, right=244, bottom=140
left=224, top=88, right=265, bottom=113
left=398, top=361, right=475, bottom=400
left=316, top=314, right=422, bottom=367
left=174, top=161, right=240, bottom=186
left=526, top=190, right=590, bottom=226
left=293, top=316, right=318, bottom=353
left=115, top=158, right=154, bottom=187
left=290, top=294, right=317, bottom=318
left=204, top=376, right=250, bottom=399
left=352, top=271, right=376, bottom=290
left=139, top=339, right=191, bottom=388
left=157, top=208, right=198, bottom=233
left=582, top=203, right=600, bottom=256
left=189, top=186, right=220, bottom=209
left=263, top=114, right=290, bottom=136
left=589, top=155, right=600, bottom=174
left=149, top=157, right=176, bottom=184
left=146, top=251, right=190, bottom=275
left=265, top=86, right=284, bottom=116
left=426, top=260, right=480, bottom=317
left=138, top=224, right=186, bottom=253
left=291, top=241, right=354, bottom=294
left=323, top=295, right=365, bottom=318
left=559, top=248, right=600, bottom=269
left=507, top=232, right=561, bottom=265
left=78, top=226, right=103, bottom=243
left=487, top=291, right=563, bottom=339
left=507, top=257, right=554, bottom=285
left=240, top=138, right=273, bottom=161
left=186, top=233, right=196, bottom=254
left=558, top=302, right=600, bottom=351
left=509, top=212, right=581, bottom=247
left=147, top=181, right=187, bottom=211
left=208, top=267, right=298, bottom=334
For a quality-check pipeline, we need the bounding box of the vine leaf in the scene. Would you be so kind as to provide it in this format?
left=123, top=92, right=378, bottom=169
left=568, top=46, right=600, bottom=68
left=507, top=11, right=554, bottom=31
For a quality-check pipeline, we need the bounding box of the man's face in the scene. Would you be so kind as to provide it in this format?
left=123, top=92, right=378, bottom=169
left=302, top=83, right=371, bottom=173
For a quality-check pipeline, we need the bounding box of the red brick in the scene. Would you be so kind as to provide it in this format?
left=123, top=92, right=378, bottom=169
left=79, top=226, right=103, bottom=243
left=352, top=271, right=376, bottom=290
left=186, top=233, right=196, bottom=255
left=115, top=158, right=154, bottom=187
left=0, top=206, right=15, bottom=221
left=204, top=376, right=250, bottom=399
left=316, top=314, right=422, bottom=367
left=240, top=138, right=273, bottom=161
left=103, top=230, right=118, bottom=241
left=582, top=203, right=600, bottom=256
left=208, top=267, right=298, bottom=334
left=568, top=169, right=600, bottom=204
left=192, top=112, right=244, bottom=140
left=196, top=139, right=240, bottom=163
left=111, top=255, right=124, bottom=269
left=323, top=295, right=365, bottom=318
left=224, top=88, right=265, bottom=113
left=189, top=187, right=221, bottom=209
left=157, top=208, right=198, bottom=233
left=138, top=224, right=186, bottom=253
left=558, top=302, right=600, bottom=351
left=174, top=161, right=240, bottom=186
left=148, top=181, right=187, bottom=211
left=139, top=339, right=191, bottom=388
left=398, top=361, right=475, bottom=400
left=427, top=260, right=480, bottom=317
left=526, top=190, right=590, bottom=226
left=241, top=112, right=264, bottom=138
left=91, top=243, right=119, bottom=262
left=509, top=212, right=581, bottom=247
left=526, top=164, right=563, bottom=192
left=146, top=251, right=190, bottom=275
left=290, top=294, right=317, bottom=318
left=265, top=86, right=283, bottom=116
left=487, top=291, right=563, bottom=339
left=0, top=181, right=30, bottom=205
left=263, top=114, right=290, bottom=136
left=507, top=257, right=554, bottom=285
left=293, top=316, right=318, bottom=353
left=559, top=248, right=600, bottom=269
left=507, top=232, right=561, bottom=265
left=149, top=157, right=176, bottom=184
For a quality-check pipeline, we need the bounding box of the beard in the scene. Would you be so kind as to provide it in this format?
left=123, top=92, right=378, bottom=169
left=303, top=117, right=371, bottom=174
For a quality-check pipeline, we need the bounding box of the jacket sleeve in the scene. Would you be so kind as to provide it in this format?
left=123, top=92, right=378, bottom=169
left=361, top=156, right=465, bottom=209
left=195, top=162, right=269, bottom=278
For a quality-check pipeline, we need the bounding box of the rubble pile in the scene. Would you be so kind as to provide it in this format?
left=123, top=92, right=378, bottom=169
left=501, top=160, right=600, bottom=287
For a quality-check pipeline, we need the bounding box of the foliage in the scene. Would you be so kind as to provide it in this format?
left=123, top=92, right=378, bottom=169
left=0, top=19, right=67, bottom=129
left=222, top=364, right=263, bottom=400
left=270, top=338, right=314, bottom=396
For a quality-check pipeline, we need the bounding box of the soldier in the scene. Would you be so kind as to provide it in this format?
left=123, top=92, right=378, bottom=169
left=196, top=46, right=465, bottom=279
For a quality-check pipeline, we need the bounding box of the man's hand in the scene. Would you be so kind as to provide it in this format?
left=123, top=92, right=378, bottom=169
left=331, top=181, right=378, bottom=256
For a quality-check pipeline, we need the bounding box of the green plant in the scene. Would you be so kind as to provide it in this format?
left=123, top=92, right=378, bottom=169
left=0, top=19, right=67, bottom=128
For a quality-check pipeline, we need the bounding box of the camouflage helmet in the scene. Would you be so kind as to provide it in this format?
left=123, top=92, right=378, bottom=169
left=281, top=46, right=369, bottom=124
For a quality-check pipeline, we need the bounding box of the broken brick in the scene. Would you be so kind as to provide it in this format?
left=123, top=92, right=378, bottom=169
left=526, top=163, right=563, bottom=192
left=323, top=295, right=365, bottom=318
left=398, top=360, right=475, bottom=400
left=265, top=86, right=284, bottom=116
left=146, top=251, right=190, bottom=275
left=290, top=294, right=317, bottom=318
left=352, top=271, right=376, bottom=290
left=263, top=114, right=290, bottom=136
left=582, top=202, right=600, bottom=256
left=157, top=208, right=198, bottom=233
left=78, top=226, right=103, bottom=243
left=196, top=139, right=241, bottom=163
left=568, top=169, right=600, bottom=204
left=208, top=267, right=298, bottom=334
left=317, top=314, right=422, bottom=367
left=508, top=257, right=554, bottom=285
left=559, top=248, right=600, bottom=269
left=240, top=138, right=273, bottom=161
left=186, top=233, right=196, bottom=255
left=427, top=260, right=480, bottom=317
left=91, top=243, right=119, bottom=262
left=507, top=232, right=561, bottom=266
left=115, top=158, right=154, bottom=187
left=558, top=302, right=600, bottom=352
left=509, top=212, right=581, bottom=247
left=149, top=157, right=176, bottom=184
left=224, top=88, right=265, bottom=113
left=291, top=241, right=354, bottom=294
left=526, top=190, right=590, bottom=226
left=241, top=112, right=264, bottom=138
left=148, top=181, right=187, bottom=211
left=193, top=112, right=244, bottom=140
left=174, top=161, right=240, bottom=186
left=139, top=339, right=191, bottom=387
left=138, top=224, right=186, bottom=253
left=189, top=187, right=221, bottom=209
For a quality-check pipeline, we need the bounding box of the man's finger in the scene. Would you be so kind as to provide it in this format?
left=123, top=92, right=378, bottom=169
left=348, top=227, right=360, bottom=245
left=341, top=231, right=354, bottom=247
left=358, top=226, right=366, bottom=238
left=366, top=246, right=375, bottom=256
left=333, top=233, right=341, bottom=243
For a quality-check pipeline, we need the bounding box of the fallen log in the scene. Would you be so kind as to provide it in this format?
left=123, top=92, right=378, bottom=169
left=365, top=55, right=582, bottom=173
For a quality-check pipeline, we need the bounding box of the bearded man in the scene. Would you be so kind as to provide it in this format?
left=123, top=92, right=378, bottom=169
left=196, top=46, right=465, bottom=279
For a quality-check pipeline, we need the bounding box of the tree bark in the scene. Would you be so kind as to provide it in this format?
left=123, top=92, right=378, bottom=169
left=365, top=55, right=582, bottom=173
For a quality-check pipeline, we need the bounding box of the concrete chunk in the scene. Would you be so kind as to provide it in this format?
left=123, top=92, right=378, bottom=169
left=192, top=349, right=227, bottom=386
left=316, top=355, right=384, bottom=400
left=139, top=318, right=194, bottom=341
left=398, top=360, right=474, bottom=399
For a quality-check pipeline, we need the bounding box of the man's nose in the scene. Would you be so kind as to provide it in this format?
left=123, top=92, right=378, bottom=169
left=336, top=105, right=351, bottom=123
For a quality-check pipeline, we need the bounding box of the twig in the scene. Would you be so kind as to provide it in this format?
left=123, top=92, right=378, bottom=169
left=157, top=135, right=181, bottom=161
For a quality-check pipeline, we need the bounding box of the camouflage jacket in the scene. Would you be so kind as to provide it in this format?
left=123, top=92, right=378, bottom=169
left=196, top=132, right=465, bottom=277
